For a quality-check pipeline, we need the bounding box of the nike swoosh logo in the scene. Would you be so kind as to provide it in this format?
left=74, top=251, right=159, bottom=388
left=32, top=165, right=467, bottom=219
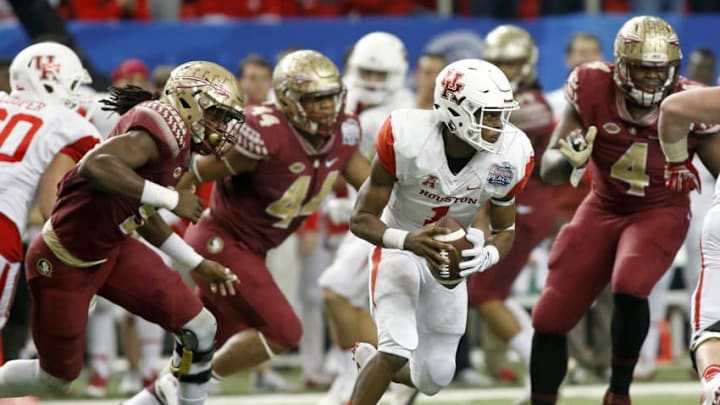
left=466, top=186, right=482, bottom=191
left=325, top=158, right=338, bottom=168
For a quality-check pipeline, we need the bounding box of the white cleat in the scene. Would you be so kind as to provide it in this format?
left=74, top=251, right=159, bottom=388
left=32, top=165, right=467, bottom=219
left=352, top=342, right=377, bottom=371
left=154, top=373, right=178, bottom=405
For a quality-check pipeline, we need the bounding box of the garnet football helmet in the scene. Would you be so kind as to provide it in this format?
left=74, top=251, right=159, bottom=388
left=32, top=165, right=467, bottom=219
left=9, top=41, right=91, bottom=110
left=344, top=31, right=408, bottom=107
left=613, top=16, right=682, bottom=107
left=482, top=25, right=538, bottom=91
left=273, top=50, right=345, bottom=137
left=433, top=59, right=518, bottom=153
left=162, top=61, right=245, bottom=156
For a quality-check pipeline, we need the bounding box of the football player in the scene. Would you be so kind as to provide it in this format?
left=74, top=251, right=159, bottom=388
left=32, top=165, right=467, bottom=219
left=0, top=60, right=240, bottom=405
left=127, top=49, right=371, bottom=405
left=318, top=31, right=416, bottom=404
left=347, top=59, right=534, bottom=405
left=0, top=42, right=102, bottom=365
left=532, top=16, right=720, bottom=405
left=656, top=85, right=720, bottom=405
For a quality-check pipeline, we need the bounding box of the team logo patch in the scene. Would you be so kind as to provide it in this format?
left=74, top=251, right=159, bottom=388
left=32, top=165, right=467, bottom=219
left=207, top=236, right=224, bottom=254
left=173, top=167, right=183, bottom=178
left=341, top=119, right=360, bottom=146
left=36, top=258, right=53, bottom=277
left=289, top=162, right=306, bottom=173
left=422, top=175, right=438, bottom=189
left=603, top=122, right=621, bottom=134
left=486, top=162, right=515, bottom=186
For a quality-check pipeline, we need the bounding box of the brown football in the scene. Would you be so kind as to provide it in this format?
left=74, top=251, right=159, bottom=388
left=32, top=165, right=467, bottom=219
left=428, top=216, right=473, bottom=289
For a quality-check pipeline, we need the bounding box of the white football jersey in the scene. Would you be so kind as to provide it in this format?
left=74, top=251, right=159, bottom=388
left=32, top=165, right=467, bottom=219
left=357, top=87, right=415, bottom=160
left=0, top=91, right=101, bottom=233
left=378, top=109, right=534, bottom=231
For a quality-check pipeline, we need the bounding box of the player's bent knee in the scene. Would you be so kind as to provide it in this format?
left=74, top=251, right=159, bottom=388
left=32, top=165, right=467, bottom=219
left=182, top=307, right=217, bottom=351
left=413, top=357, right=455, bottom=396
left=171, top=307, right=217, bottom=384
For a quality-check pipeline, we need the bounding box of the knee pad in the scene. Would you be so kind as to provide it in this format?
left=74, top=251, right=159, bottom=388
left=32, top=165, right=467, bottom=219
left=171, top=308, right=217, bottom=383
left=411, top=356, right=455, bottom=396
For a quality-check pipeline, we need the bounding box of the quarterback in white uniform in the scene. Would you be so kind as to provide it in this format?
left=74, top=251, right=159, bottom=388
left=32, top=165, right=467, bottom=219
left=348, top=59, right=534, bottom=404
left=318, top=31, right=415, bottom=404
left=0, top=42, right=100, bottom=330
left=657, top=85, right=720, bottom=405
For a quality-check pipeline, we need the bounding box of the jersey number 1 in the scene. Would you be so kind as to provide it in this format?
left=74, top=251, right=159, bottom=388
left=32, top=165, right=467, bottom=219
left=0, top=108, right=43, bottom=162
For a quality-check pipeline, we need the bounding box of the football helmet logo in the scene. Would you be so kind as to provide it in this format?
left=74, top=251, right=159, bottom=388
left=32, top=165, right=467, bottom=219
left=613, top=16, right=682, bottom=107
left=273, top=50, right=345, bottom=137
left=10, top=42, right=91, bottom=110
left=162, top=61, right=245, bottom=156
left=433, top=59, right=519, bottom=153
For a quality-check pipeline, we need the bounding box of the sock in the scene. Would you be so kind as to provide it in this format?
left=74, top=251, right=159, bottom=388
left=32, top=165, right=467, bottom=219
left=530, top=332, right=567, bottom=405
left=609, top=293, right=649, bottom=396
left=87, top=303, right=116, bottom=379
left=136, top=316, right=164, bottom=380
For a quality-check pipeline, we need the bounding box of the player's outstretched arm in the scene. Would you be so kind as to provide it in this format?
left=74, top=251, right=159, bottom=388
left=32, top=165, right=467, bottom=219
left=189, top=144, right=261, bottom=186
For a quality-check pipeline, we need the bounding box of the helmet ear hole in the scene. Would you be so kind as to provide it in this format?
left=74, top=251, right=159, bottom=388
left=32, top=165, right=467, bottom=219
left=179, top=98, right=191, bottom=109
left=43, top=84, right=54, bottom=93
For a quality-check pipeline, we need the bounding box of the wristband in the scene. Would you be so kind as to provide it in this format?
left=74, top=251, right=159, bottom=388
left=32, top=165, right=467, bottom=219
left=382, top=228, right=408, bottom=250
left=485, top=245, right=500, bottom=267
left=159, top=232, right=204, bottom=269
left=140, top=180, right=179, bottom=210
left=660, top=137, right=689, bottom=163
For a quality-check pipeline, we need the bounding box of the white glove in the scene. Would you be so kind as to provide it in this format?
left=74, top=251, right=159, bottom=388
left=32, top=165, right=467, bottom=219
left=459, top=227, right=499, bottom=277
left=325, top=198, right=354, bottom=225
left=558, top=126, right=597, bottom=169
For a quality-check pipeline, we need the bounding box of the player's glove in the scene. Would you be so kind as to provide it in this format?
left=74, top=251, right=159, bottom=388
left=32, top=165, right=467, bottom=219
left=665, top=159, right=701, bottom=193
left=558, top=126, right=597, bottom=169
left=459, top=227, right=499, bottom=277
left=325, top=198, right=354, bottom=224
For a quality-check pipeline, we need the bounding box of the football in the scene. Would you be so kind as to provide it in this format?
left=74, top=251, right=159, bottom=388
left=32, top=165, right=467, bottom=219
left=428, top=216, right=474, bottom=289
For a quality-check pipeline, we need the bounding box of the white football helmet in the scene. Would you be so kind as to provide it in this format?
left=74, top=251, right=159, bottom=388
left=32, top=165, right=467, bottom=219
left=9, top=41, right=91, bottom=110
left=344, top=31, right=408, bottom=107
left=433, top=59, right=518, bottom=153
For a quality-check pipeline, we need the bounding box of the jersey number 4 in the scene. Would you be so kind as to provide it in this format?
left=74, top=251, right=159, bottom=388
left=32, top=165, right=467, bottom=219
left=0, top=108, right=43, bottom=162
left=610, top=142, right=650, bottom=196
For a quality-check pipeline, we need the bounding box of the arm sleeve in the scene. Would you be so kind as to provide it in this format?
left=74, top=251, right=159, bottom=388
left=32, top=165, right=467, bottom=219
left=375, top=117, right=396, bottom=176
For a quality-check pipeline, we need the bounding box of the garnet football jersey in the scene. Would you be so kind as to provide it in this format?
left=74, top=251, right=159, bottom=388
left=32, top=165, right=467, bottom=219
left=0, top=92, right=100, bottom=234
left=565, top=61, right=719, bottom=212
left=376, top=109, right=535, bottom=231
left=210, top=104, right=361, bottom=253
left=50, top=100, right=191, bottom=262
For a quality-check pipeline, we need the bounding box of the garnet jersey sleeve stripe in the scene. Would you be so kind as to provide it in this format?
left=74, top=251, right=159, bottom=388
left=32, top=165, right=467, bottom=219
left=58, top=135, right=99, bottom=162
left=375, top=117, right=396, bottom=176
left=505, top=155, right=535, bottom=199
